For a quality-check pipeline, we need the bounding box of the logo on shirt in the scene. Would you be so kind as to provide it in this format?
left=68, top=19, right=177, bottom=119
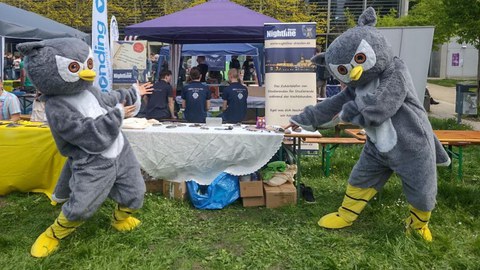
left=237, top=93, right=243, bottom=100
left=192, top=92, right=199, bottom=99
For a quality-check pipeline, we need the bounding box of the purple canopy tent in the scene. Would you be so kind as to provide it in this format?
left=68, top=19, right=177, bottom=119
left=124, top=0, right=279, bottom=44
left=125, top=0, right=279, bottom=86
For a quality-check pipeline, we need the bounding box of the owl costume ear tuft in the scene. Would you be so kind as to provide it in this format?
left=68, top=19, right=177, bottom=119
left=358, top=7, right=377, bottom=27
left=16, top=41, right=46, bottom=57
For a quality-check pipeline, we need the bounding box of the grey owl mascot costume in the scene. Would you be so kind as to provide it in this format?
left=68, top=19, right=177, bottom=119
left=290, top=8, right=450, bottom=241
left=17, top=38, right=149, bottom=257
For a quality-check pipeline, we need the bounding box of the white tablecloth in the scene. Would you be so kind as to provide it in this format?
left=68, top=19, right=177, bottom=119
left=123, top=125, right=283, bottom=184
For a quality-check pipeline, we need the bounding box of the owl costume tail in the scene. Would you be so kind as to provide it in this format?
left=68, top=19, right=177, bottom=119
left=31, top=212, right=83, bottom=258
left=318, top=184, right=377, bottom=229
left=111, top=205, right=141, bottom=231
left=406, top=205, right=432, bottom=242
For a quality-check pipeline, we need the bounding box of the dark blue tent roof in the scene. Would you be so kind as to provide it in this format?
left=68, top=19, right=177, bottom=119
left=125, top=0, right=279, bottom=44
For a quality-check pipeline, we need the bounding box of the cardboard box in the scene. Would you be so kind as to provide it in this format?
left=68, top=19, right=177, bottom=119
left=145, top=179, right=163, bottom=193
left=162, top=180, right=187, bottom=200
left=240, top=180, right=264, bottom=197
left=242, top=196, right=265, bottom=207
left=264, top=182, right=297, bottom=208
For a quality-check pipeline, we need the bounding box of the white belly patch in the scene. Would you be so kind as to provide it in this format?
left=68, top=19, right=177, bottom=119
left=62, top=91, right=124, bottom=158
left=355, top=79, right=397, bottom=153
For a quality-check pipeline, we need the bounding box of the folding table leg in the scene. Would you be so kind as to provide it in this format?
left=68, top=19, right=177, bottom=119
left=296, top=138, right=302, bottom=203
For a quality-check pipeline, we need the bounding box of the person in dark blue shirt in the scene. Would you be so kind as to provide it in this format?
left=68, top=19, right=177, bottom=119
left=229, top=56, right=240, bottom=70
left=196, top=56, right=208, bottom=83
left=146, top=70, right=176, bottom=120
left=181, top=67, right=211, bottom=123
left=222, top=68, right=248, bottom=123
left=242, top=56, right=255, bottom=82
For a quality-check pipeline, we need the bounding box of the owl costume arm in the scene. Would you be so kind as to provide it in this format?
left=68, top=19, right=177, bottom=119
left=45, top=97, right=124, bottom=154
left=96, top=84, right=142, bottom=116
left=290, top=87, right=356, bottom=131
left=340, top=59, right=407, bottom=127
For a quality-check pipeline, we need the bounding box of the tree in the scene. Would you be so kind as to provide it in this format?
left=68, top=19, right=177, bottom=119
left=5, top=0, right=326, bottom=44
left=231, top=0, right=327, bottom=44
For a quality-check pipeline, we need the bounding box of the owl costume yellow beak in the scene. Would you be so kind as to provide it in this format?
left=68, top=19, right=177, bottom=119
left=350, top=65, right=363, bottom=81
left=79, top=70, right=96, bottom=82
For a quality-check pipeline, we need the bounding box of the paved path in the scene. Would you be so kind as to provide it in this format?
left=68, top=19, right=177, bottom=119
left=427, top=83, right=480, bottom=130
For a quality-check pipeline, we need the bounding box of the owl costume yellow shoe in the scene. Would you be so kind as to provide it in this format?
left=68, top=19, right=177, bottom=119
left=17, top=38, right=152, bottom=257
left=405, top=205, right=432, bottom=242
left=112, top=205, right=141, bottom=231
left=290, top=8, right=449, bottom=241
left=31, top=212, right=83, bottom=258
left=318, top=185, right=377, bottom=229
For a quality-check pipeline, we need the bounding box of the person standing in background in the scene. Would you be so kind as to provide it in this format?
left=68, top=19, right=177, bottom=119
left=146, top=70, right=176, bottom=120
left=221, top=68, right=248, bottom=123
left=0, top=78, right=21, bottom=121
left=242, top=56, right=255, bottom=82
left=13, top=54, right=22, bottom=80
left=181, top=67, right=211, bottom=123
left=31, top=90, right=47, bottom=122
left=315, top=46, right=330, bottom=98
left=196, top=56, right=208, bottom=83
left=3, top=52, right=14, bottom=80
left=229, top=56, right=241, bottom=70
left=19, top=58, right=35, bottom=93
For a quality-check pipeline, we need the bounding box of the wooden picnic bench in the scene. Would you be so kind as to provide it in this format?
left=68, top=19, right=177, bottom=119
left=345, top=129, right=480, bottom=179
left=303, top=137, right=365, bottom=176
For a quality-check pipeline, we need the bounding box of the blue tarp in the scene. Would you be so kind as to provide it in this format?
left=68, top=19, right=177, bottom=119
left=159, top=43, right=263, bottom=85
left=159, top=43, right=258, bottom=56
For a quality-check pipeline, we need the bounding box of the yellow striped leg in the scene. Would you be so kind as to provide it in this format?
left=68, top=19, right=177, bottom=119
left=318, top=184, right=377, bottom=229
left=405, top=205, right=432, bottom=242
left=31, top=212, right=83, bottom=258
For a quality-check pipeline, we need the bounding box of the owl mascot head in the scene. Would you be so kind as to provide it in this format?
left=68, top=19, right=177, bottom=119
left=318, top=8, right=393, bottom=88
left=290, top=7, right=450, bottom=242
left=18, top=38, right=96, bottom=96
left=17, top=38, right=146, bottom=258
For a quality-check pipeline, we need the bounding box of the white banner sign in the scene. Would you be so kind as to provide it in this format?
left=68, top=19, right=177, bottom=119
left=112, top=41, right=147, bottom=70
left=92, top=0, right=112, bottom=92
left=110, top=15, right=119, bottom=59
left=264, top=23, right=317, bottom=126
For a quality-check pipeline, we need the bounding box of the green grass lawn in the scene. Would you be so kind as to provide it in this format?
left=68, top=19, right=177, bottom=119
left=1, top=118, right=479, bottom=269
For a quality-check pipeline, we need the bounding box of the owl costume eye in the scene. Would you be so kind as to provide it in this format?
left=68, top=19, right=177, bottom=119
left=337, top=65, right=348, bottom=75
left=68, top=62, right=81, bottom=73
left=350, top=39, right=376, bottom=69
left=354, top=53, right=367, bottom=64
left=86, top=58, right=94, bottom=69
left=55, top=49, right=94, bottom=82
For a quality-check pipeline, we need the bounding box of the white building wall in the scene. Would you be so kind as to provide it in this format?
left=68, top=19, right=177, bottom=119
left=444, top=38, right=478, bottom=79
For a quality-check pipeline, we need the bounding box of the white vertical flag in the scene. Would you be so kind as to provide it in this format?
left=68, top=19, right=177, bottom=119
left=92, top=0, right=112, bottom=92
left=110, top=15, right=119, bottom=60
